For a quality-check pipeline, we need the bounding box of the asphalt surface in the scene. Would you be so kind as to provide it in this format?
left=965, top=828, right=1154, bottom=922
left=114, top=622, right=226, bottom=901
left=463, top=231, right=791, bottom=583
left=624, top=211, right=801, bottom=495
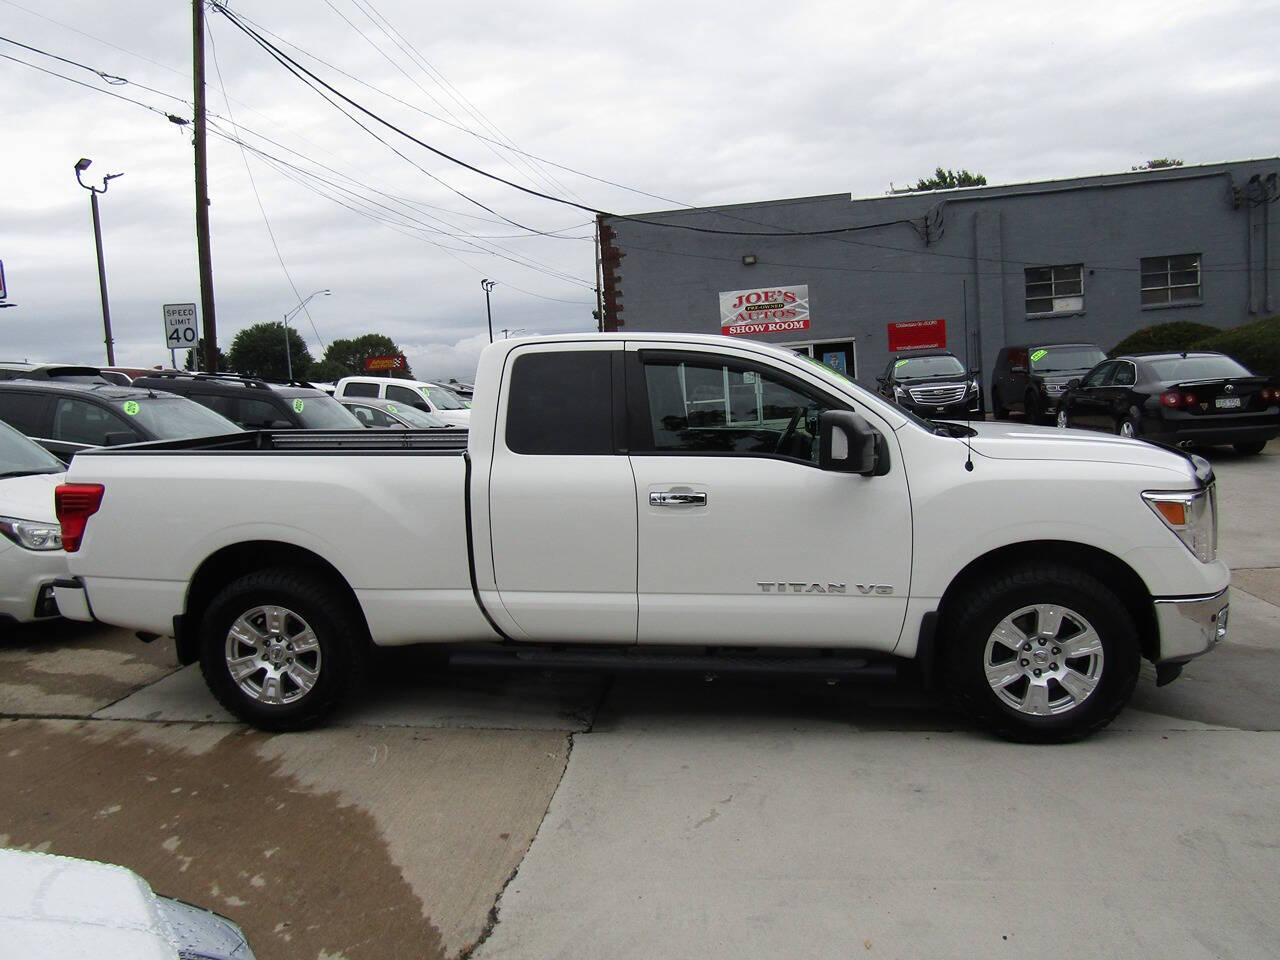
left=1, top=439, right=1277, bottom=960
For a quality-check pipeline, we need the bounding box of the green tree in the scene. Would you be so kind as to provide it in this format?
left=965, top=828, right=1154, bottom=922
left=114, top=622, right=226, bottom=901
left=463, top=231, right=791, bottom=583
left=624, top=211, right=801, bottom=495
left=227, top=323, right=314, bottom=381
left=1132, top=158, right=1183, bottom=171
left=909, top=167, right=988, bottom=191
left=305, top=359, right=350, bottom=384
left=323, top=333, right=413, bottom=379
left=183, top=340, right=228, bottom=373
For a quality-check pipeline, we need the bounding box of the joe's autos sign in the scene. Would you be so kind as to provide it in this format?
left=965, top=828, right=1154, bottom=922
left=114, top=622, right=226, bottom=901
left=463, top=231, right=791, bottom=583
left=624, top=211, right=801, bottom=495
left=719, top=285, right=810, bottom=337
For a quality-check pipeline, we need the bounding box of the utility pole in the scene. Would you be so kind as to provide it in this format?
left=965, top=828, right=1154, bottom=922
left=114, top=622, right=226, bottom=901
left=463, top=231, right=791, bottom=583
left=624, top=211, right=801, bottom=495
left=481, top=279, right=497, bottom=343
left=193, top=0, right=218, bottom=372
left=73, top=158, right=122, bottom=365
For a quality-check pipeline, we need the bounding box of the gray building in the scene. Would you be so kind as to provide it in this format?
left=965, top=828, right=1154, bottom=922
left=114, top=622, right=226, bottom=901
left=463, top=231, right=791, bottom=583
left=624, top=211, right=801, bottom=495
left=597, top=159, right=1279, bottom=386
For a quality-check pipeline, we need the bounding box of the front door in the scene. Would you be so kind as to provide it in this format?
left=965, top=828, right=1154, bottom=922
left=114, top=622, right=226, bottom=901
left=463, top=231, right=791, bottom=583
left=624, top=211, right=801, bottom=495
left=625, top=344, right=912, bottom=650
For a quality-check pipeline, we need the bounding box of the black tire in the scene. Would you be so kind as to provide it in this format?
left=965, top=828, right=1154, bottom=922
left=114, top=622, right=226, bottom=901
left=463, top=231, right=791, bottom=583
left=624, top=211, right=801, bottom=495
left=199, top=568, right=368, bottom=731
left=992, top=387, right=1009, bottom=420
left=1233, top=441, right=1266, bottom=455
left=942, top=563, right=1140, bottom=743
left=1024, top=390, right=1044, bottom=424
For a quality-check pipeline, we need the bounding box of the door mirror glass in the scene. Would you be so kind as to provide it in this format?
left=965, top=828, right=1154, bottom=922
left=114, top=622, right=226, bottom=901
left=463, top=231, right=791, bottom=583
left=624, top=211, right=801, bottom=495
left=818, top=410, right=878, bottom=475
left=103, top=431, right=136, bottom=446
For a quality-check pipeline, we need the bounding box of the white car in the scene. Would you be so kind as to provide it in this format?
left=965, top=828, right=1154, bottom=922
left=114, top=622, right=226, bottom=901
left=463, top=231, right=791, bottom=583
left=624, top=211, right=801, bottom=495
left=0, top=848, right=256, bottom=959
left=334, top=375, right=471, bottom=427
left=0, top=420, right=67, bottom=624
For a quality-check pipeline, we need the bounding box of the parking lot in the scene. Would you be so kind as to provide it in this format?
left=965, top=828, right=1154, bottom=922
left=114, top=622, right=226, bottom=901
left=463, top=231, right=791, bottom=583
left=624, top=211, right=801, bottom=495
left=2, top=442, right=1278, bottom=960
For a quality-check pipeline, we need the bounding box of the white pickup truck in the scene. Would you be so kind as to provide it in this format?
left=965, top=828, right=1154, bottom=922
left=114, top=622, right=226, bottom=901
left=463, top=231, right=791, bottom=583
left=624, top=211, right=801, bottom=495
left=53, top=334, right=1229, bottom=742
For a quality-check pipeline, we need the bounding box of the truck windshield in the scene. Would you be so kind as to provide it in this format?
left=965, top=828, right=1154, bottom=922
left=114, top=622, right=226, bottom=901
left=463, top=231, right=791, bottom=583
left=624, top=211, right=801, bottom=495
left=1031, top=346, right=1106, bottom=372
left=424, top=385, right=467, bottom=410
left=128, top=397, right=242, bottom=439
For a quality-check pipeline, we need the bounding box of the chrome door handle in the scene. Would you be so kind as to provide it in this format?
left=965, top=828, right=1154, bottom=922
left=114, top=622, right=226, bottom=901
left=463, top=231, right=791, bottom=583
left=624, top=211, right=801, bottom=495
left=650, top=491, right=708, bottom=507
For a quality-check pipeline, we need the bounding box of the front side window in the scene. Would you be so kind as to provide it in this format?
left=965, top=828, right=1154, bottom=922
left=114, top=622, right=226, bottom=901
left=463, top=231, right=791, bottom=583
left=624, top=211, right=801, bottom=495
left=1025, top=264, right=1084, bottom=315
left=1141, top=254, right=1201, bottom=306
left=1080, top=362, right=1114, bottom=389
left=637, top=357, right=834, bottom=464
left=51, top=398, right=135, bottom=446
left=386, top=385, right=423, bottom=407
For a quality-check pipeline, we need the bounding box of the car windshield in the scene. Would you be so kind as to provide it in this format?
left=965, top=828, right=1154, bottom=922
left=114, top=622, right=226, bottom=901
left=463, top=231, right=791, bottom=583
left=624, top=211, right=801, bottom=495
left=1147, top=355, right=1253, bottom=381
left=124, top=396, right=242, bottom=440
left=291, top=395, right=365, bottom=429
left=388, top=404, right=448, bottom=428
left=0, top=420, right=64, bottom=475
left=1030, top=346, right=1106, bottom=371
left=894, top=355, right=965, bottom=378
left=423, top=384, right=467, bottom=410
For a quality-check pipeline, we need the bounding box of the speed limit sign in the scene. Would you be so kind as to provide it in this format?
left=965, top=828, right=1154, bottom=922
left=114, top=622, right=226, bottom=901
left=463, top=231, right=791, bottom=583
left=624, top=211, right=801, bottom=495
left=163, top=303, right=199, bottom=350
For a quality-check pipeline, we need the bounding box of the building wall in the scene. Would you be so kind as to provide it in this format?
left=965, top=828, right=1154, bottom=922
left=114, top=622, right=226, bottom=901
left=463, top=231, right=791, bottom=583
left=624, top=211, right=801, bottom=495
left=600, top=160, right=1279, bottom=386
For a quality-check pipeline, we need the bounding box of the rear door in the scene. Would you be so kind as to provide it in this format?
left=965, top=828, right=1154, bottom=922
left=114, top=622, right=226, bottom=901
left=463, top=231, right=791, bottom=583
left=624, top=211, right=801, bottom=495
left=625, top=344, right=912, bottom=649
left=487, top=342, right=637, bottom=643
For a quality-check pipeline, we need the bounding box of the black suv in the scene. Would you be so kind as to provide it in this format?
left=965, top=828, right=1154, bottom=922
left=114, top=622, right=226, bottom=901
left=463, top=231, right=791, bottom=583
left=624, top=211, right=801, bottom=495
left=876, top=350, right=982, bottom=418
left=990, top=342, right=1107, bottom=424
left=0, top=380, right=240, bottom=462
left=129, top=372, right=362, bottom=430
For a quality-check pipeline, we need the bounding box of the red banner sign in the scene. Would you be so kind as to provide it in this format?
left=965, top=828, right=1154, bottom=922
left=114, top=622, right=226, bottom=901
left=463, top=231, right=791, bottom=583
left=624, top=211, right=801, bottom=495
left=887, top=319, right=946, bottom=352
left=364, top=354, right=406, bottom=372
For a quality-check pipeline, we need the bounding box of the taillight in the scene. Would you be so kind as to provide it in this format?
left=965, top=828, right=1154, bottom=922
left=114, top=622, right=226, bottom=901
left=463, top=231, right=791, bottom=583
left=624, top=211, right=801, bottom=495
left=1160, top=391, right=1197, bottom=408
left=55, top=484, right=104, bottom=552
left=1263, top=387, right=1277, bottom=402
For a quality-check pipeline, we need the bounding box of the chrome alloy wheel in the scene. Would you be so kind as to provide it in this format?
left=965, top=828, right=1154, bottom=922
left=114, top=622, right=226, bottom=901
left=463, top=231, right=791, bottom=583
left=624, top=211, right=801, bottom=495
left=983, top=603, right=1104, bottom=717
left=1119, top=419, right=1137, bottom=438
left=224, top=604, right=323, bottom=705
left=1056, top=408, right=1068, bottom=428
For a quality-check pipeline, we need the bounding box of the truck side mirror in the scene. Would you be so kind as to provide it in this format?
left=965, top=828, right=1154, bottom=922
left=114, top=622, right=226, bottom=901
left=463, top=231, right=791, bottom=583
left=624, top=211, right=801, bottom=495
left=103, top=432, right=136, bottom=447
left=818, top=410, right=878, bottom=475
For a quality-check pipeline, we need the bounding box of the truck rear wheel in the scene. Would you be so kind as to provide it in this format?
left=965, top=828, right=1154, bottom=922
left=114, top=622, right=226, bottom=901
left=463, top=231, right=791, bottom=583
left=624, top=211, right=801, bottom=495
left=943, top=564, right=1139, bottom=743
left=199, top=568, right=367, bottom=731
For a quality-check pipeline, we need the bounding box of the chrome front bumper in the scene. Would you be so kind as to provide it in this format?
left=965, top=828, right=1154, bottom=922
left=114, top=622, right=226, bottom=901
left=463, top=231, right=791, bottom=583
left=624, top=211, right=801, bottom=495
left=1153, top=587, right=1229, bottom=663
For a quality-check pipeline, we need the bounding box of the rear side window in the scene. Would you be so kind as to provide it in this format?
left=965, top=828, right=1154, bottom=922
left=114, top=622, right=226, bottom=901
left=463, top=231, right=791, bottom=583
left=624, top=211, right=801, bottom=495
left=506, top=351, right=613, bottom=455
left=0, top=392, right=50, bottom=434
left=342, top=382, right=379, bottom=398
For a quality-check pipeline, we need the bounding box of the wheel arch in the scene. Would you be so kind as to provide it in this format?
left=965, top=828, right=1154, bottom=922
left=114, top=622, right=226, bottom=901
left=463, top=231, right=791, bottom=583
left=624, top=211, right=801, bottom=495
left=175, top=540, right=369, bottom=665
left=933, top=540, right=1158, bottom=672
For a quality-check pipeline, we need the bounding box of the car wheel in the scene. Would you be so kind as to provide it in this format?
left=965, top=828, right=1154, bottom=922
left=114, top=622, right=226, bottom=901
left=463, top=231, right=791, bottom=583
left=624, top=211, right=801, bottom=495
left=1117, top=415, right=1141, bottom=439
left=1056, top=407, right=1069, bottom=429
left=992, top=388, right=1009, bottom=420
left=943, top=563, right=1140, bottom=743
left=199, top=568, right=368, bottom=731
left=1024, top=391, right=1043, bottom=424
left=1233, top=441, right=1266, bottom=455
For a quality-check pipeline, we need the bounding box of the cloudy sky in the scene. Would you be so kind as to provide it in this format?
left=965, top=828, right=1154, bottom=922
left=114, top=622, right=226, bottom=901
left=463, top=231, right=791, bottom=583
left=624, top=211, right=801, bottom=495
left=2, top=0, right=1277, bottom=380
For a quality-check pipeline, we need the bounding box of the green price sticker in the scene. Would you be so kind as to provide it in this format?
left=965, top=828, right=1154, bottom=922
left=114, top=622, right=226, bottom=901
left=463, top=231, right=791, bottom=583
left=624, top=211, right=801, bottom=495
left=1031, top=349, right=1048, bottom=363
left=420, top=387, right=431, bottom=398
left=123, top=400, right=140, bottom=416
left=293, top=399, right=305, bottom=413
left=386, top=403, right=398, bottom=413
left=894, top=359, right=908, bottom=368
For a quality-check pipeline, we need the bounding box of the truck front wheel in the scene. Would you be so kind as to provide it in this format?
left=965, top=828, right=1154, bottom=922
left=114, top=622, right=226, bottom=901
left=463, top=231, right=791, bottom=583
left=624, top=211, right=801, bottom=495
left=943, top=564, right=1139, bottom=743
left=199, top=568, right=367, bottom=731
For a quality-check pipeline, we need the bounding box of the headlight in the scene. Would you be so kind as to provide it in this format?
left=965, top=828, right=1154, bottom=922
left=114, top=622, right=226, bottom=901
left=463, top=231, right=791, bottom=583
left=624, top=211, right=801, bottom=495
left=969, top=378, right=979, bottom=393
left=0, top=516, right=63, bottom=551
left=1142, top=487, right=1216, bottom=563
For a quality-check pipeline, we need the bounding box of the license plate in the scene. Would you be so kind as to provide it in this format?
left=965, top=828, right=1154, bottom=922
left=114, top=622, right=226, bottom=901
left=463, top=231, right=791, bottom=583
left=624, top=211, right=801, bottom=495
left=1215, top=396, right=1242, bottom=409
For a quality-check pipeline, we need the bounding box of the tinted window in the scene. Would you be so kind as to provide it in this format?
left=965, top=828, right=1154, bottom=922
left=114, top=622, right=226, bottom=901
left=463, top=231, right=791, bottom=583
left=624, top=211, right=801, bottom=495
left=1080, top=362, right=1113, bottom=388
left=123, top=396, right=240, bottom=439
left=342, top=382, right=379, bottom=398
left=1110, top=362, right=1137, bottom=387
left=386, top=385, right=423, bottom=406
left=51, top=398, right=136, bottom=446
left=346, top=404, right=382, bottom=427
left=291, top=395, right=363, bottom=428
left=0, top=392, right=50, bottom=434
left=639, top=357, right=832, bottom=463
left=235, top=397, right=288, bottom=428
left=506, top=351, right=613, bottom=455
left=1147, top=355, right=1253, bottom=381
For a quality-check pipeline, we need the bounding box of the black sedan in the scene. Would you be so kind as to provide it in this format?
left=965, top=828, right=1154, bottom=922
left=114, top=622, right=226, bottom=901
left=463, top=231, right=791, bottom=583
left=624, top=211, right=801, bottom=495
left=876, top=350, right=983, bottom=419
left=1056, top=351, right=1279, bottom=454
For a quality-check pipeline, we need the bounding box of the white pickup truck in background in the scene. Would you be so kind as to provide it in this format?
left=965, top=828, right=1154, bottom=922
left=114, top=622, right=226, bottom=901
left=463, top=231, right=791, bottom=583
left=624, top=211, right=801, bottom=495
left=53, top=334, right=1229, bottom=742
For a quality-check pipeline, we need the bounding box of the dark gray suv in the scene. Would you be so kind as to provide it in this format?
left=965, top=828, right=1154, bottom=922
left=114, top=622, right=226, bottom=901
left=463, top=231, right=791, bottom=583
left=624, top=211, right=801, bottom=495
left=990, top=342, right=1107, bottom=424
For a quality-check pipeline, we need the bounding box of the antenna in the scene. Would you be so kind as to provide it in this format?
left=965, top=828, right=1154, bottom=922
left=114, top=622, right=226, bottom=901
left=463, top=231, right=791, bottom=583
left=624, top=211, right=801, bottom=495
left=963, top=280, right=975, bottom=472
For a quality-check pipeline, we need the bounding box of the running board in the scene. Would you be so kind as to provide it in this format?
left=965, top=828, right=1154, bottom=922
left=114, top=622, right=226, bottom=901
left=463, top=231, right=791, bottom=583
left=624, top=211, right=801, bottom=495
left=447, top=646, right=900, bottom=681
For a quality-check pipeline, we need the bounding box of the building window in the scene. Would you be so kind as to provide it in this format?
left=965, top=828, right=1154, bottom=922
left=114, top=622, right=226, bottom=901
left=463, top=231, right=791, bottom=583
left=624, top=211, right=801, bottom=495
left=1025, top=264, right=1084, bottom=315
left=1141, top=254, right=1201, bottom=306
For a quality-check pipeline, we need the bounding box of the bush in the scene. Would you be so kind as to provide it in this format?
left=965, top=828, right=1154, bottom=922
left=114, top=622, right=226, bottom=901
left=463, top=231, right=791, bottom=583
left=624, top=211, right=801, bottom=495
left=1192, top=315, right=1280, bottom=379
left=1109, top=320, right=1221, bottom=357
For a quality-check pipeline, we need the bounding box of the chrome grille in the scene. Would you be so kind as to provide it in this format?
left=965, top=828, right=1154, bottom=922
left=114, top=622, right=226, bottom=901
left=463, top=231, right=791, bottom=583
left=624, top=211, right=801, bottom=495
left=908, top=383, right=967, bottom=404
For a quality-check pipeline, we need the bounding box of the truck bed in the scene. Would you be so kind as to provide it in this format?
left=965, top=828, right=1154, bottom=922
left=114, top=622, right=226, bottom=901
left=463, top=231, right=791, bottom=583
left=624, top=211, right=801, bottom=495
left=94, top=428, right=471, bottom=455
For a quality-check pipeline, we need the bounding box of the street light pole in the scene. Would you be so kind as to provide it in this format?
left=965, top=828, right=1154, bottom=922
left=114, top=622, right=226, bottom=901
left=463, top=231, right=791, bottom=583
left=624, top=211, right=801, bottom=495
left=74, top=158, right=122, bottom=365
left=283, top=289, right=331, bottom=381
left=481, top=279, right=497, bottom=343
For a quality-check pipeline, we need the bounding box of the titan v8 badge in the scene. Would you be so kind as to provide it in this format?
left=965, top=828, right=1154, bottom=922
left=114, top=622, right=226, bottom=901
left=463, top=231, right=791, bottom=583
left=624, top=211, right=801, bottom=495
left=756, top=582, right=895, bottom=595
